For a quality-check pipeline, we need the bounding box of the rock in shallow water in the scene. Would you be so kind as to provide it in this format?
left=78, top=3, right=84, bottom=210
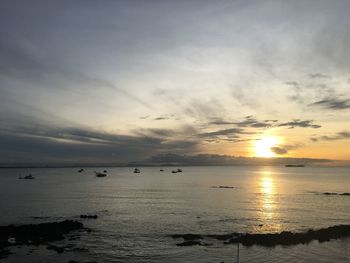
left=0, top=220, right=85, bottom=258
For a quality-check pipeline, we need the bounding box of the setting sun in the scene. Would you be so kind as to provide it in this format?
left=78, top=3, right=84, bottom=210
left=254, top=136, right=279, bottom=157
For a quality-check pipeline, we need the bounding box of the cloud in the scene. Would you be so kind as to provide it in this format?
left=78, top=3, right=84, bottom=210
left=270, top=144, right=301, bottom=155
left=311, top=131, right=350, bottom=142
left=153, top=114, right=175, bottom=121
left=209, top=116, right=276, bottom=128
left=270, top=146, right=288, bottom=155
left=0, top=123, right=198, bottom=164
left=309, top=97, right=350, bottom=110
left=0, top=36, right=153, bottom=110
left=278, top=119, right=321, bottom=129
left=234, top=116, right=275, bottom=128
left=309, top=73, right=330, bottom=79
left=198, top=128, right=244, bottom=138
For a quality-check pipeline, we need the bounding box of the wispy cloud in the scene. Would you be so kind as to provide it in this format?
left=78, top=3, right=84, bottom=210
left=278, top=120, right=321, bottom=129
left=309, top=97, right=350, bottom=110
left=198, top=128, right=244, bottom=138
left=311, top=131, right=350, bottom=142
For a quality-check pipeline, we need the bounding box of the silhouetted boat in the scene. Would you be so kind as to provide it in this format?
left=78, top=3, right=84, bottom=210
left=95, top=171, right=107, bottom=177
left=19, top=174, right=35, bottom=179
left=176, top=168, right=183, bottom=172
left=160, top=169, right=164, bottom=172
left=78, top=169, right=84, bottom=173
left=171, top=170, right=177, bottom=174
left=134, top=168, right=140, bottom=173
left=285, top=164, right=305, bottom=167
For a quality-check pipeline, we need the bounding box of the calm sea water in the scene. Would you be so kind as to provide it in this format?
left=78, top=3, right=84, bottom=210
left=0, top=166, right=349, bottom=262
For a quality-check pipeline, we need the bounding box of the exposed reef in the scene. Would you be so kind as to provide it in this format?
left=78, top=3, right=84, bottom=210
left=171, top=225, right=350, bottom=247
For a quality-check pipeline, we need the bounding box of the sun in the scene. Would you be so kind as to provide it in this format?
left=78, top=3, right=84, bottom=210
left=254, top=136, right=278, bottom=157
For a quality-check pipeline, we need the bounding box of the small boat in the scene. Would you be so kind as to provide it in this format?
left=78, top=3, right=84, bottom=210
left=20, top=174, right=35, bottom=179
left=95, top=171, right=107, bottom=177
left=160, top=169, right=164, bottom=172
left=134, top=168, right=140, bottom=174
left=171, top=170, right=177, bottom=174
left=176, top=168, right=183, bottom=172
left=103, top=170, right=107, bottom=173
left=78, top=169, right=84, bottom=173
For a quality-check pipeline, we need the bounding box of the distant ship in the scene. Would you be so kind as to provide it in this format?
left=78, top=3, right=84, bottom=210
left=134, top=168, right=140, bottom=173
left=285, top=164, right=305, bottom=167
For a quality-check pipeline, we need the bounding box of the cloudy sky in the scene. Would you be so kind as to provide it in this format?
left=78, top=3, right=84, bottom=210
left=1, top=0, right=350, bottom=164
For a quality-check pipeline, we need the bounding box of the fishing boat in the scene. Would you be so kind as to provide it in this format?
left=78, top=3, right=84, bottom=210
left=95, top=171, right=107, bottom=177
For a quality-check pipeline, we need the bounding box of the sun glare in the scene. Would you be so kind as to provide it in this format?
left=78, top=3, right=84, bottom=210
left=254, top=136, right=278, bottom=157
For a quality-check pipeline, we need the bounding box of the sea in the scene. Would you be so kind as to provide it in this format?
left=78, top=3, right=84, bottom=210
left=0, top=166, right=349, bottom=262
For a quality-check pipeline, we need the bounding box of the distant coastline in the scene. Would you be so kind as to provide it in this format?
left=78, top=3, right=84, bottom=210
left=1, top=154, right=349, bottom=168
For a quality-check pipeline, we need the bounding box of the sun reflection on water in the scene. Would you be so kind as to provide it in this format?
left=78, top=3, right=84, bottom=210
left=257, top=169, right=282, bottom=232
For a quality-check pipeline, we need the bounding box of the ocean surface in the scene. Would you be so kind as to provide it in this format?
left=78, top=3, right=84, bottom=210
left=0, top=166, right=349, bottom=262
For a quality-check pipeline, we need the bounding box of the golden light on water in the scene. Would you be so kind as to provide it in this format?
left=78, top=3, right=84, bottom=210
left=257, top=168, right=282, bottom=232
left=254, top=136, right=279, bottom=157
left=261, top=177, right=273, bottom=194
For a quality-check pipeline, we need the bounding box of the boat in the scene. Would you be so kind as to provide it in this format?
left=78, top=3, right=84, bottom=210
left=160, top=169, right=164, bottom=172
left=20, top=174, right=35, bottom=179
left=176, top=168, right=183, bottom=172
left=171, top=170, right=177, bottom=174
left=78, top=169, right=84, bottom=173
left=95, top=171, right=107, bottom=177
left=285, top=164, right=305, bottom=167
left=134, top=168, right=140, bottom=174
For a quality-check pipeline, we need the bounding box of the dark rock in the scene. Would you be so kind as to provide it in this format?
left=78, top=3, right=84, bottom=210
left=176, top=240, right=202, bottom=246
left=323, top=192, right=350, bottom=196
left=47, top=244, right=65, bottom=253
left=226, top=225, right=350, bottom=247
left=171, top=225, right=350, bottom=247
left=323, top=192, right=338, bottom=195
left=0, top=220, right=84, bottom=249
left=0, top=248, right=11, bottom=259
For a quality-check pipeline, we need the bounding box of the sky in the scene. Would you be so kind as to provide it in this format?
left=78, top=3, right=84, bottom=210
left=0, top=0, right=350, bottom=164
